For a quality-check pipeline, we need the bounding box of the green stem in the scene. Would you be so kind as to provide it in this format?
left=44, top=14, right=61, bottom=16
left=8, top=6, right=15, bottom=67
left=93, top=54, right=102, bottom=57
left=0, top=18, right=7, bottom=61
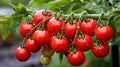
left=71, top=11, right=87, bottom=44
left=60, top=16, right=69, bottom=38
left=64, top=13, right=109, bottom=20
left=19, top=16, right=52, bottom=48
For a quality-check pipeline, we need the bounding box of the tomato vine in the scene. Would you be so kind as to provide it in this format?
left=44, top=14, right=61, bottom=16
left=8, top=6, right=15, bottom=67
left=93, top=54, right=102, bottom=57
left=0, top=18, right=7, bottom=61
left=0, top=0, right=120, bottom=66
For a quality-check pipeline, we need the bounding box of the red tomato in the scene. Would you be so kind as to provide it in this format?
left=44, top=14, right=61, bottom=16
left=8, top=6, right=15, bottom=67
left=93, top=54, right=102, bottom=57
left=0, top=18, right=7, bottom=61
left=33, top=10, right=52, bottom=25
left=64, top=22, right=77, bottom=40
left=33, top=30, right=50, bottom=46
left=19, top=22, right=34, bottom=37
left=50, top=36, right=69, bottom=53
left=15, top=47, right=31, bottom=62
left=67, top=50, right=85, bottom=66
left=92, top=43, right=109, bottom=58
left=75, top=34, right=93, bottom=51
left=80, top=19, right=97, bottom=36
left=95, top=25, right=113, bottom=42
left=25, top=38, right=41, bottom=53
left=47, top=17, right=64, bottom=34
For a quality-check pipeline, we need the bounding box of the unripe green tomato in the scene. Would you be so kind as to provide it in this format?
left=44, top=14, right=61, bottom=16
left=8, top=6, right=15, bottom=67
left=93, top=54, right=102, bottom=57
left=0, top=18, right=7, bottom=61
left=40, top=55, right=51, bottom=65
left=41, top=47, right=54, bottom=57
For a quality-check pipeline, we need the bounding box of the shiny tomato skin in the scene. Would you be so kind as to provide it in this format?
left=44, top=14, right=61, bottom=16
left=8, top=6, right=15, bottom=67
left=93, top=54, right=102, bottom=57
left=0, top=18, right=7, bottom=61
left=15, top=47, right=31, bottom=62
left=47, top=17, right=64, bottom=34
left=19, top=22, right=34, bottom=37
left=33, top=10, right=52, bottom=25
left=33, top=30, right=50, bottom=46
left=41, top=46, right=54, bottom=57
left=50, top=36, right=69, bottom=53
left=80, top=19, right=97, bottom=36
left=92, top=43, right=109, bottom=58
left=25, top=38, right=41, bottom=53
left=75, top=34, right=93, bottom=51
left=95, top=25, right=113, bottom=42
left=67, top=50, right=85, bottom=66
left=40, top=55, right=51, bottom=65
left=64, top=22, right=77, bottom=40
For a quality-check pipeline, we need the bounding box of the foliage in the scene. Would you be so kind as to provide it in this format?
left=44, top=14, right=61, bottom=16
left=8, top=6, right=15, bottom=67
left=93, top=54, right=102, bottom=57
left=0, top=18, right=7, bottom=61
left=0, top=0, right=29, bottom=7
left=0, top=0, right=120, bottom=40
left=0, top=3, right=33, bottom=40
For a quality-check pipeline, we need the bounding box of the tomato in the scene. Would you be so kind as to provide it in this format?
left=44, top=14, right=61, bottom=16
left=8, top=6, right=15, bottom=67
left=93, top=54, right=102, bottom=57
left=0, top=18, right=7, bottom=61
left=47, top=17, right=64, bottom=34
left=64, top=22, right=77, bottom=40
left=50, top=36, right=69, bottom=53
left=41, top=46, right=54, bottom=57
left=40, top=55, right=51, bottom=65
left=33, top=30, right=50, bottom=46
left=25, top=38, right=41, bottom=53
left=15, top=47, right=31, bottom=62
left=95, top=25, right=113, bottom=42
left=75, top=34, right=93, bottom=51
left=33, top=10, right=52, bottom=25
left=80, top=19, right=97, bottom=36
left=19, top=22, right=34, bottom=37
left=67, top=50, right=85, bottom=66
left=92, top=43, right=109, bottom=58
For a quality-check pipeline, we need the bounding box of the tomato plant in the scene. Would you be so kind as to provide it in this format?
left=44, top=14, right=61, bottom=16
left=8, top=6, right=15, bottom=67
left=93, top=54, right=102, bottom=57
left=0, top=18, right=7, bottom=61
left=15, top=47, right=31, bottom=62
left=33, top=30, right=50, bottom=46
left=80, top=19, right=97, bottom=36
left=92, top=43, right=110, bottom=58
left=0, top=0, right=120, bottom=67
left=19, top=22, right=34, bottom=37
left=95, top=25, right=113, bottom=42
left=47, top=17, right=64, bottom=34
left=33, top=10, right=52, bottom=25
left=64, top=21, right=77, bottom=40
left=67, top=50, right=85, bottom=66
left=50, top=36, right=69, bottom=53
left=41, top=46, right=54, bottom=57
left=25, top=38, right=41, bottom=53
left=75, top=34, right=93, bottom=51
left=40, top=55, right=51, bottom=65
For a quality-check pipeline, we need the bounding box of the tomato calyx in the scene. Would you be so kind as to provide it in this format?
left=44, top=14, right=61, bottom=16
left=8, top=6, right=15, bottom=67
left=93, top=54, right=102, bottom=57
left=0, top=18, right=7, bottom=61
left=42, top=9, right=50, bottom=16
left=67, top=13, right=75, bottom=24
left=26, top=15, right=33, bottom=24
left=78, top=34, right=85, bottom=39
left=54, top=11, right=64, bottom=20
left=56, top=32, right=64, bottom=39
left=20, top=44, right=26, bottom=48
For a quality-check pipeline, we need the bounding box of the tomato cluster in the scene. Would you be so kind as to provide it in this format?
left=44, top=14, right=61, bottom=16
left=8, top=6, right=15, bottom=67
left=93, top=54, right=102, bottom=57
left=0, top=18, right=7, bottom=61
left=15, top=10, right=113, bottom=66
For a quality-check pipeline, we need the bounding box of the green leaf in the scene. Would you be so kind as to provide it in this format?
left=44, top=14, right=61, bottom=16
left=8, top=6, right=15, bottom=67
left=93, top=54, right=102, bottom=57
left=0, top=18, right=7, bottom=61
left=59, top=53, right=64, bottom=64
left=31, top=0, right=54, bottom=8
left=1, top=29, right=10, bottom=40
left=115, top=2, right=120, bottom=8
left=109, top=0, right=114, bottom=5
left=0, top=14, right=8, bottom=22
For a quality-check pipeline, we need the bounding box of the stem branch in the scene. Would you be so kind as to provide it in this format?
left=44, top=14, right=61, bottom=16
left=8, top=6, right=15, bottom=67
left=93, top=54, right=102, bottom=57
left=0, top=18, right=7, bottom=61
left=20, top=17, right=52, bottom=47
left=64, top=13, right=109, bottom=20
